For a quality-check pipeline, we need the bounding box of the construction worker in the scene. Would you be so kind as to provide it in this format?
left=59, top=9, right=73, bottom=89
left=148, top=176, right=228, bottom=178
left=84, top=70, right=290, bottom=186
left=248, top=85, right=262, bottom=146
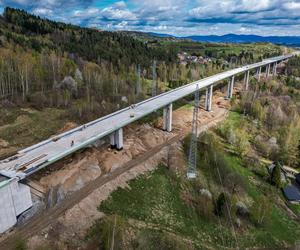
left=71, top=140, right=74, bottom=147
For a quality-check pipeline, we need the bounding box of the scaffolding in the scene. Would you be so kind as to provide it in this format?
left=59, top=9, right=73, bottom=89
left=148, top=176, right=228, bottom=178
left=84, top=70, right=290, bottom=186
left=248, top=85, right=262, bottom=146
left=187, top=85, right=200, bottom=179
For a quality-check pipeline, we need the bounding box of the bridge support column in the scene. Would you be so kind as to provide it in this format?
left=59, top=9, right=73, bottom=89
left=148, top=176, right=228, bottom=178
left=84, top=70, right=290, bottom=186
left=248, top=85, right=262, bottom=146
left=115, top=128, right=123, bottom=150
left=244, top=70, right=250, bottom=90
left=205, top=85, right=213, bottom=111
left=163, top=103, right=173, bottom=132
left=256, top=67, right=262, bottom=81
left=273, top=63, right=277, bottom=76
left=266, top=64, right=270, bottom=79
left=110, top=128, right=123, bottom=150
left=226, top=76, right=234, bottom=99
left=110, top=133, right=116, bottom=149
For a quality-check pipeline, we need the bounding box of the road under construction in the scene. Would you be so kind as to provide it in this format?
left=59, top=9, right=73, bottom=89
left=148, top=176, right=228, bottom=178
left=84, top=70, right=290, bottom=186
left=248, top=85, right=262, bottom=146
left=0, top=53, right=297, bottom=234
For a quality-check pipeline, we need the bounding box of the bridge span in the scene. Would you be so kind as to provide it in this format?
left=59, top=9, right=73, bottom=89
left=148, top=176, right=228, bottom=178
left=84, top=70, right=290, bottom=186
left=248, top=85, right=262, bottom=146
left=0, top=54, right=295, bottom=181
left=0, top=53, right=297, bottom=233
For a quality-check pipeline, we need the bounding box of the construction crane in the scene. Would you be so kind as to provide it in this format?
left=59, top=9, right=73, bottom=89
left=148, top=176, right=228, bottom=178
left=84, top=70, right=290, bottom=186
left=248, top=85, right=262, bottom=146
left=187, top=85, right=200, bottom=179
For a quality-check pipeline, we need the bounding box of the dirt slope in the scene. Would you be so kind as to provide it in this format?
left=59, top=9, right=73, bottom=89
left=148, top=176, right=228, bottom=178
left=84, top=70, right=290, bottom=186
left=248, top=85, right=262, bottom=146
left=0, top=87, right=234, bottom=249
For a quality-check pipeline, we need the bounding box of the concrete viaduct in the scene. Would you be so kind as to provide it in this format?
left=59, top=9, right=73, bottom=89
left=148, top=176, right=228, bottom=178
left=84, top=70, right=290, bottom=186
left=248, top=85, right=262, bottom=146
left=0, top=52, right=297, bottom=233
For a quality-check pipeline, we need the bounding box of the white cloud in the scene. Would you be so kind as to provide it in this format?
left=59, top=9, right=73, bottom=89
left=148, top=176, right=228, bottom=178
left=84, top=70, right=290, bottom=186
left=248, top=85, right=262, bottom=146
left=283, top=1, right=300, bottom=10
left=153, top=25, right=168, bottom=31
left=113, top=1, right=126, bottom=9
left=73, top=7, right=99, bottom=18
left=33, top=7, right=53, bottom=16
left=237, top=0, right=275, bottom=12
left=101, top=7, right=136, bottom=20
left=2, top=0, right=300, bottom=36
left=115, top=20, right=128, bottom=29
left=239, top=27, right=252, bottom=33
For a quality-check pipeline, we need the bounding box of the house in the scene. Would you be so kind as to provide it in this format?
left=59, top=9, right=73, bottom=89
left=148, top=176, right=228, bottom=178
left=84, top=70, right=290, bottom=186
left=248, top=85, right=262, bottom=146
left=283, top=185, right=300, bottom=204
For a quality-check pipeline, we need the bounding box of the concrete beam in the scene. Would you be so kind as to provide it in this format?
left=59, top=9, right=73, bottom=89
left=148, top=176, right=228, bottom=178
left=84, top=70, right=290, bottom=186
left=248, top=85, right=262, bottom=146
left=244, top=70, right=250, bottom=90
left=163, top=103, right=173, bottom=132
left=226, top=75, right=234, bottom=99
left=205, top=85, right=213, bottom=111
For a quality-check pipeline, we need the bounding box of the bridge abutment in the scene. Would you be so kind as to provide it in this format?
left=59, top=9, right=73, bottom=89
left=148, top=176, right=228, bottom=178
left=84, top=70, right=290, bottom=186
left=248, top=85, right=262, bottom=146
left=0, top=178, right=32, bottom=234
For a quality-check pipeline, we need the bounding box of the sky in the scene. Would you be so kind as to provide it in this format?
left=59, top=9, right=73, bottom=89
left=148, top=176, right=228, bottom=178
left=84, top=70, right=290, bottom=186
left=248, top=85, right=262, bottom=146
left=1, top=0, right=300, bottom=36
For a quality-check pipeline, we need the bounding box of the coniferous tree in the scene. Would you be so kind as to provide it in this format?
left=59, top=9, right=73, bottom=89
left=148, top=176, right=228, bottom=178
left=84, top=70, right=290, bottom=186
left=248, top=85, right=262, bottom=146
left=271, top=162, right=282, bottom=188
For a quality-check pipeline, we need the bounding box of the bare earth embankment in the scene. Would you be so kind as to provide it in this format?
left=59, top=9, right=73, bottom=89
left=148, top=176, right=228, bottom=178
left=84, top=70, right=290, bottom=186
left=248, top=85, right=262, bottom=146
left=0, top=87, right=234, bottom=249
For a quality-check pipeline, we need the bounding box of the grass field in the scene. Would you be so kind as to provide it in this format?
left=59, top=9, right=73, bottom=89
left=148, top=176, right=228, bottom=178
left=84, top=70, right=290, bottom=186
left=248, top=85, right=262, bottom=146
left=0, top=107, right=68, bottom=149
left=95, top=111, right=300, bottom=249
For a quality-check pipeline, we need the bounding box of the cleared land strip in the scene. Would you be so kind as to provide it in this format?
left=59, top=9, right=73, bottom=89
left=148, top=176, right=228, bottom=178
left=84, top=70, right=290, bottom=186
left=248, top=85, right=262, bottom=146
left=0, top=54, right=292, bottom=180
left=0, top=134, right=182, bottom=249
left=0, top=104, right=228, bottom=249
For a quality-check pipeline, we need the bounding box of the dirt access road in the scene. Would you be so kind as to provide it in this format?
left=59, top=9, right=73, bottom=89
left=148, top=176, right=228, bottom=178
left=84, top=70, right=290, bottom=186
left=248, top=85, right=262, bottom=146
left=0, top=88, right=233, bottom=249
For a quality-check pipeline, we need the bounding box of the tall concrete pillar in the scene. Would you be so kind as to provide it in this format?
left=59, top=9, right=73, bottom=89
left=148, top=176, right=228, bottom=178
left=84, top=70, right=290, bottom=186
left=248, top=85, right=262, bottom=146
left=163, top=103, right=173, bottom=132
left=110, top=133, right=116, bottom=149
left=266, top=64, right=270, bottom=79
left=245, top=70, right=250, bottom=90
left=257, top=67, right=262, bottom=81
left=205, top=85, right=213, bottom=111
left=226, top=76, right=234, bottom=99
left=115, top=128, right=123, bottom=150
left=273, top=63, right=277, bottom=76
left=110, top=128, right=123, bottom=150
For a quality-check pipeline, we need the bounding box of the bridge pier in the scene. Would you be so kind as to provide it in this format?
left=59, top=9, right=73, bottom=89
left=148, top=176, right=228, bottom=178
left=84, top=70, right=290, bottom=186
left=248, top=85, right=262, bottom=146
left=272, top=63, right=277, bottom=76
left=205, top=85, right=213, bottom=111
left=244, top=70, right=250, bottom=90
left=256, top=67, right=262, bottom=81
left=266, top=64, right=270, bottom=79
left=110, top=133, right=116, bottom=149
left=163, top=103, right=173, bottom=132
left=110, top=128, right=123, bottom=150
left=226, top=76, right=234, bottom=99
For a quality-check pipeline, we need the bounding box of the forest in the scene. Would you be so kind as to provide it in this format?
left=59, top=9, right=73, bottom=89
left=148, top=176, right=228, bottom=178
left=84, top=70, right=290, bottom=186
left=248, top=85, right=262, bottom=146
left=0, top=8, right=286, bottom=124
left=1, top=7, right=300, bottom=250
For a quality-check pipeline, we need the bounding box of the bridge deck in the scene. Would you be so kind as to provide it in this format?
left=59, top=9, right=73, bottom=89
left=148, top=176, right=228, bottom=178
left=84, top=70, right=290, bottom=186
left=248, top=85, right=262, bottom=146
left=0, top=54, right=293, bottom=180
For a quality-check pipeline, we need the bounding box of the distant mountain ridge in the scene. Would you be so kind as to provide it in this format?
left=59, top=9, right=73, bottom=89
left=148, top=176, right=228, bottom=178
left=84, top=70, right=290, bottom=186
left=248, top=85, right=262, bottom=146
left=146, top=32, right=300, bottom=46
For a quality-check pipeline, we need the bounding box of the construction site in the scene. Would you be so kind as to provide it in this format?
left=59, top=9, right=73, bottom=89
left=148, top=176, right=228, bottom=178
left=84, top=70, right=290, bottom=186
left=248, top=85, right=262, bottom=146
left=0, top=55, right=294, bottom=249
left=0, top=88, right=231, bottom=249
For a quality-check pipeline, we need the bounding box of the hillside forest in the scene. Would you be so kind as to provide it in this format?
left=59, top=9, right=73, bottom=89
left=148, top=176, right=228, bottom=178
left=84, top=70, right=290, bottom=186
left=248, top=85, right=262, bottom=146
left=0, top=8, right=285, bottom=122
